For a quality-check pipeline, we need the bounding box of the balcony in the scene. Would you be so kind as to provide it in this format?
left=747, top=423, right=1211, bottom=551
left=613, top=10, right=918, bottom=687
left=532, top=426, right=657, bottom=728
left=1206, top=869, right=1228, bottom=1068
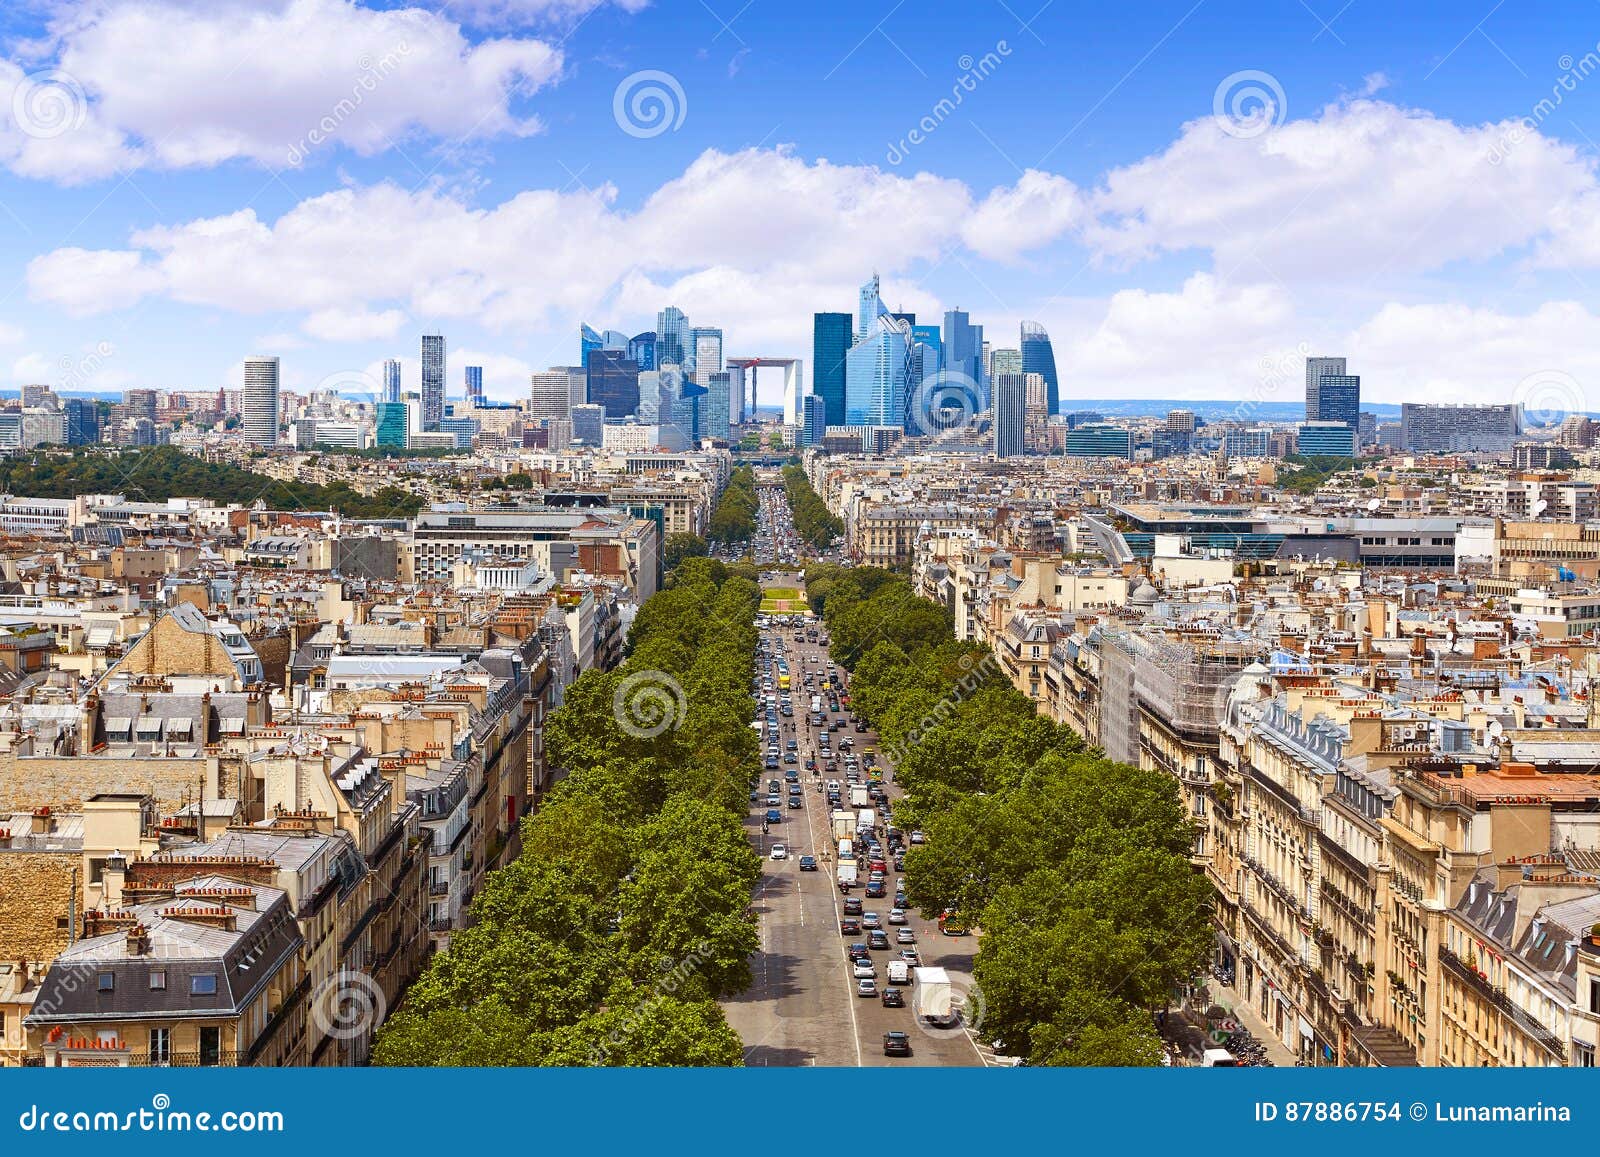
left=1439, top=946, right=1566, bottom=1058
left=124, top=1050, right=241, bottom=1067
left=429, top=880, right=451, bottom=896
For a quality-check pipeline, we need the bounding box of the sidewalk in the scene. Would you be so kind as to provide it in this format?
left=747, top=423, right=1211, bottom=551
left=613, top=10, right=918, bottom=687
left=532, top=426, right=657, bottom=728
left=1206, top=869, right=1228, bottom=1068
left=1164, top=979, right=1299, bottom=1068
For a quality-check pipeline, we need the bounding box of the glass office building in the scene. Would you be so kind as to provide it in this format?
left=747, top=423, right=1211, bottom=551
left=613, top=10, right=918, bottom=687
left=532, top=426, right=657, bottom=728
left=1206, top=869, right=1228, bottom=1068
left=585, top=349, right=641, bottom=419
left=375, top=401, right=409, bottom=448
left=420, top=333, right=445, bottom=430
left=813, top=311, right=852, bottom=427
left=1019, top=321, right=1059, bottom=417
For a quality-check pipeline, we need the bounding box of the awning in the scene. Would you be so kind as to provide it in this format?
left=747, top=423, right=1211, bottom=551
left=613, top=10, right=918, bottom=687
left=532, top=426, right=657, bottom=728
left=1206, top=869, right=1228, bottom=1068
left=166, top=718, right=193, bottom=737
left=103, top=715, right=132, bottom=735
left=84, top=626, right=114, bottom=647
left=1298, top=1016, right=1315, bottom=1041
left=219, top=715, right=245, bottom=735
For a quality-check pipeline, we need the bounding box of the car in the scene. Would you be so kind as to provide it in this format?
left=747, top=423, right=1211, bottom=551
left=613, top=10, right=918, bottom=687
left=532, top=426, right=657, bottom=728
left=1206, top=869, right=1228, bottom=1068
left=839, top=917, right=861, bottom=935
left=765, top=794, right=781, bottom=807
left=799, top=855, right=817, bottom=871
left=852, top=960, right=875, bottom=979
left=881, top=988, right=905, bottom=1008
left=868, top=930, right=890, bottom=950
left=785, top=739, right=798, bottom=750
left=898, top=948, right=920, bottom=965
left=861, top=912, right=881, bottom=930
left=856, top=978, right=878, bottom=998
left=767, top=779, right=780, bottom=792
left=882, top=1031, right=911, bottom=1056
left=909, top=830, right=926, bottom=845
left=765, top=809, right=782, bottom=824
left=869, top=859, right=887, bottom=874
left=887, top=908, right=906, bottom=925
left=865, top=880, right=886, bottom=898
left=783, top=753, right=797, bottom=764
left=770, top=844, right=787, bottom=860
left=787, top=784, right=802, bottom=796
left=842, top=897, right=863, bottom=915
left=788, top=797, right=802, bottom=809
left=896, top=927, right=916, bottom=944
left=893, top=856, right=906, bottom=872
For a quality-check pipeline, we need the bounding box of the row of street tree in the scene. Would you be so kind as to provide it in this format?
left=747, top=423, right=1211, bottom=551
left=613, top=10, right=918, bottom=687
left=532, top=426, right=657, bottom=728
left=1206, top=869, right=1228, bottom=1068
left=375, top=558, right=762, bottom=1065
left=805, top=564, right=1215, bottom=1065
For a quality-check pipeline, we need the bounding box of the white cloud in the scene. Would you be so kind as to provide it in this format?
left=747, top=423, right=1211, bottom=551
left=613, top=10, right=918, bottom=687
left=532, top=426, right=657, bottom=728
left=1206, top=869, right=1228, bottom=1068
left=441, top=0, right=649, bottom=27
left=1087, top=99, right=1595, bottom=281
left=303, top=306, right=408, bottom=342
left=11, top=353, right=54, bottom=382
left=0, top=0, right=563, bottom=182
left=0, top=323, right=23, bottom=345
left=962, top=170, right=1085, bottom=263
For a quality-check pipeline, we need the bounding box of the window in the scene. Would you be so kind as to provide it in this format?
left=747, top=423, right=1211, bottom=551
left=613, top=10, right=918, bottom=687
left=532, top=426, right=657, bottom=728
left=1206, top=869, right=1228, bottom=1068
left=96, top=972, right=115, bottom=992
left=191, top=974, right=218, bottom=995
left=1590, top=978, right=1600, bottom=1015
left=149, top=1027, right=171, bottom=1065
left=149, top=970, right=167, bottom=991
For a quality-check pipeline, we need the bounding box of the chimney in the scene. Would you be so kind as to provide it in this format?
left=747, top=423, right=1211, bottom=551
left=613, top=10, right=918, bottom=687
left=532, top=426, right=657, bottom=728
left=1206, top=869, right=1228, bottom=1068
left=102, top=850, right=127, bottom=909
left=125, top=923, right=150, bottom=956
left=30, top=807, right=52, bottom=836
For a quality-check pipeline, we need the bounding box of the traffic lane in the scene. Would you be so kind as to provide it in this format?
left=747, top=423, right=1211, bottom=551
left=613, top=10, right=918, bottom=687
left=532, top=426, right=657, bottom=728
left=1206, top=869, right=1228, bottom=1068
left=799, top=635, right=986, bottom=1067
left=725, top=805, right=861, bottom=1067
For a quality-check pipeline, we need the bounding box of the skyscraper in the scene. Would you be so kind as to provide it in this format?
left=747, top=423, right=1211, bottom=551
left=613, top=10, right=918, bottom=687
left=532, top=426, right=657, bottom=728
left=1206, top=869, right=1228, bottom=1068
left=846, top=277, right=912, bottom=428
left=64, top=398, right=99, bottom=446
left=585, top=349, right=641, bottom=418
left=375, top=401, right=409, bottom=449
left=801, top=394, right=828, bottom=447
left=464, top=365, right=483, bottom=407
left=690, top=326, right=722, bottom=384
left=994, top=373, right=1026, bottom=458
left=581, top=323, right=603, bottom=367
left=656, top=306, right=689, bottom=368
left=570, top=403, right=604, bottom=446
left=628, top=331, right=657, bottom=372
left=702, top=372, right=732, bottom=442
left=943, top=309, right=986, bottom=401
left=1019, top=322, right=1059, bottom=416
left=813, top=311, right=852, bottom=427
left=857, top=276, right=882, bottom=339
left=1304, top=356, right=1347, bottom=422
left=382, top=358, right=401, bottom=404
left=529, top=371, right=572, bottom=422
left=242, top=356, right=280, bottom=447
left=420, top=334, right=445, bottom=430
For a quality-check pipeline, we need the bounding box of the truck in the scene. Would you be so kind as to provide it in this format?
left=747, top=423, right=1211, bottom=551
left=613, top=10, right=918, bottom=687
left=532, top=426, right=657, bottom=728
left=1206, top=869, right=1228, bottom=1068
left=886, top=960, right=910, bottom=985
left=914, top=966, right=957, bottom=1028
left=831, top=810, right=855, bottom=841
left=836, top=858, right=858, bottom=887
left=856, top=808, right=876, bottom=840
left=850, top=786, right=872, bottom=810
left=810, top=694, right=823, bottom=713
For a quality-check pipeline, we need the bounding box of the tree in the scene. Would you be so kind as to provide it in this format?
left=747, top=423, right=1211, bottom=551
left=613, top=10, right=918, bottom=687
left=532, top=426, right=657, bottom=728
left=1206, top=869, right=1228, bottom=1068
left=664, top=532, right=708, bottom=570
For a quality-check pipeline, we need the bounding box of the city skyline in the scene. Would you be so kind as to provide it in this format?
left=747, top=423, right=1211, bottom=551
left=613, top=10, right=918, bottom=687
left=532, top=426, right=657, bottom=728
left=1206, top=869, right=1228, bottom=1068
left=1, top=3, right=1599, bottom=410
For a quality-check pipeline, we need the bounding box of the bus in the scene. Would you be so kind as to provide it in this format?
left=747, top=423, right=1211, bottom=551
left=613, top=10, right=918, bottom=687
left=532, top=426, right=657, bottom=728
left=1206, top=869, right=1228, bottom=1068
left=778, top=673, right=791, bottom=691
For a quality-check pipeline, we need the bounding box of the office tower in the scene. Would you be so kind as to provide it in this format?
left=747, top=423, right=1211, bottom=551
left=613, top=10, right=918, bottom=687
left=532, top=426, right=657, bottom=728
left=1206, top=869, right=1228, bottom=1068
left=375, top=401, right=409, bottom=448
left=1297, top=420, right=1356, bottom=457
left=421, top=333, right=445, bottom=430
left=1358, top=412, right=1377, bottom=446
left=636, top=372, right=662, bottom=424
left=1222, top=428, right=1272, bottom=458
left=690, top=326, right=722, bottom=384
left=585, top=349, right=641, bottom=418
left=570, top=403, right=604, bottom=446
left=438, top=415, right=479, bottom=448
left=993, top=373, right=1026, bottom=458
left=801, top=394, right=828, bottom=447
left=656, top=306, right=689, bottom=368
left=529, top=371, right=573, bottom=422
left=1314, top=374, right=1361, bottom=429
left=891, top=311, right=916, bottom=329
left=464, top=365, right=484, bottom=407
left=990, top=347, right=1021, bottom=380
left=813, top=311, right=852, bottom=427
left=124, top=389, right=158, bottom=424
left=63, top=398, right=99, bottom=446
left=21, top=384, right=49, bottom=408
left=857, top=275, right=882, bottom=339
left=703, top=372, right=732, bottom=442
left=660, top=365, right=706, bottom=447
left=909, top=323, right=942, bottom=398
left=382, top=358, right=401, bottom=403
left=845, top=275, right=912, bottom=427
left=628, top=331, right=657, bottom=372
left=1399, top=403, right=1522, bottom=453
left=242, top=356, right=281, bottom=447
left=1019, top=322, right=1059, bottom=417
left=1165, top=409, right=1198, bottom=433
left=1064, top=424, right=1133, bottom=458
left=943, top=309, right=986, bottom=399
left=1304, top=356, right=1346, bottom=421
left=579, top=323, right=625, bottom=365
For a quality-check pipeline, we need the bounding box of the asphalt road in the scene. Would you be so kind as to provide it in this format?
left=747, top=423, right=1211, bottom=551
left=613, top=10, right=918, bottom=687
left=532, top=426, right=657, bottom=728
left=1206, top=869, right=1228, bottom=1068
left=721, top=571, right=988, bottom=1067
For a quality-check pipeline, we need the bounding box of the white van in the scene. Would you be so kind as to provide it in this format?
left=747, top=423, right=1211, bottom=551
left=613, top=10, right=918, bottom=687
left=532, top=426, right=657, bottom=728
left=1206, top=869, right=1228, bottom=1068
left=1201, top=1048, right=1238, bottom=1067
left=886, top=960, right=910, bottom=985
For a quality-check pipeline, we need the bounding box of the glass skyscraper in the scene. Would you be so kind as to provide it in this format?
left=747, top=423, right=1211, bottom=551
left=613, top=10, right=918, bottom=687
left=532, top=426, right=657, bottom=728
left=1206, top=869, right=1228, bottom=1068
left=813, top=311, right=851, bottom=427
left=243, top=355, right=280, bottom=447
left=420, top=334, right=445, bottom=430
left=845, top=277, right=912, bottom=428
left=942, top=309, right=986, bottom=404
left=702, top=372, right=732, bottom=443
left=464, top=365, right=483, bottom=407
left=1304, top=356, right=1347, bottom=422
left=690, top=326, right=722, bottom=384
left=64, top=398, right=99, bottom=446
left=1019, top=321, right=1059, bottom=417
left=382, top=358, right=401, bottom=403
left=585, top=349, right=641, bottom=418
left=375, top=401, right=409, bottom=448
left=656, top=306, right=689, bottom=368
left=993, top=373, right=1026, bottom=458
left=1314, top=374, right=1361, bottom=429
left=628, top=331, right=657, bottom=372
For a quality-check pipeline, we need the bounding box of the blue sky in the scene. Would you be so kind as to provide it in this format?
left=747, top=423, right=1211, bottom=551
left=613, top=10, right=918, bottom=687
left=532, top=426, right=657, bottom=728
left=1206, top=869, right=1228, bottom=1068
left=2, top=0, right=1600, bottom=413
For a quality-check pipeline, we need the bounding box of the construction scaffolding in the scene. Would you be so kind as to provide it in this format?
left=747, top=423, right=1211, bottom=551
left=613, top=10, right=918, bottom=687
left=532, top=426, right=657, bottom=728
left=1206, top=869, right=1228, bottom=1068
left=1096, top=629, right=1262, bottom=758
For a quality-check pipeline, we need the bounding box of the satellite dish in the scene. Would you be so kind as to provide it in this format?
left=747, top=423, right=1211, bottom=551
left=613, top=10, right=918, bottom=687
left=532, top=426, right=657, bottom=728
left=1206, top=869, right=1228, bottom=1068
left=1487, top=720, right=1504, bottom=743
left=1366, top=498, right=1381, bottom=512
left=1532, top=499, right=1549, bottom=517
